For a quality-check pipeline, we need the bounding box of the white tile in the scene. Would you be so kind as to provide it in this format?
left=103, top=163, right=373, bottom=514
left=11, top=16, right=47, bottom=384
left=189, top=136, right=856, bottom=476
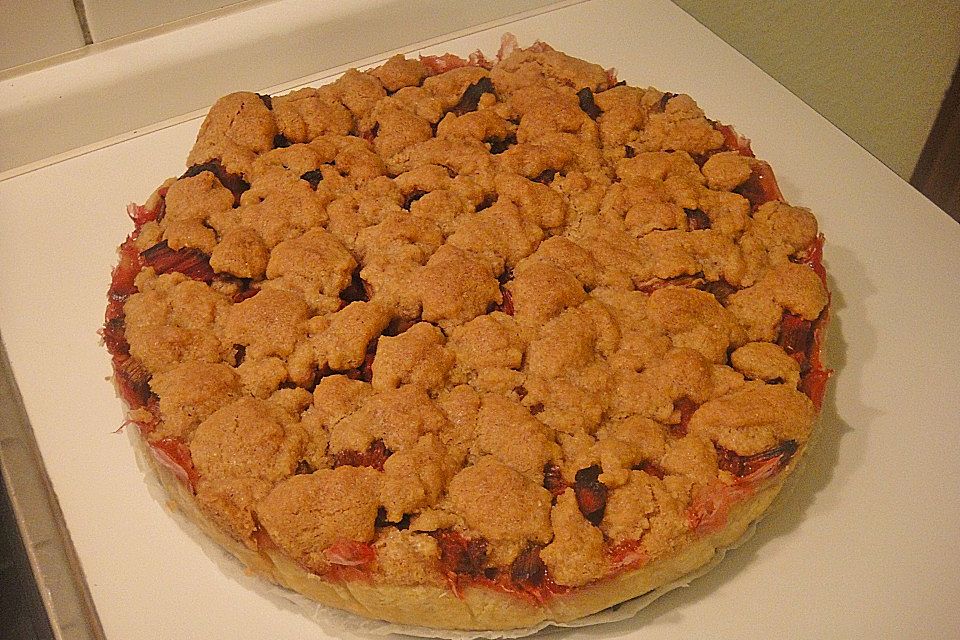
left=83, top=0, right=247, bottom=42
left=0, top=0, right=86, bottom=71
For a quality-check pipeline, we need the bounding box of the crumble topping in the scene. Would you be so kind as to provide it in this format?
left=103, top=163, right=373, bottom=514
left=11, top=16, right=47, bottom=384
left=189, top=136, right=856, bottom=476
left=109, top=41, right=829, bottom=600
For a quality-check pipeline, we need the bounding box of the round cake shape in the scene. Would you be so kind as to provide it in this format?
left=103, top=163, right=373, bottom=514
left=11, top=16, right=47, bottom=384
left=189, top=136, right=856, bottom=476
left=104, top=40, right=830, bottom=632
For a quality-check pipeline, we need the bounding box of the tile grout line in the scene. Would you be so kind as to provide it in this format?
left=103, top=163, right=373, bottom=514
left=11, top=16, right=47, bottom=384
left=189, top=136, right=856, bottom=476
left=71, top=0, right=94, bottom=45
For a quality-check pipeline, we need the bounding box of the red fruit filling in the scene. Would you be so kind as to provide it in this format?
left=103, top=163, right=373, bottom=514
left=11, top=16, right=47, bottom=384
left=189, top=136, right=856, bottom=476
left=149, top=436, right=199, bottom=491
left=716, top=440, right=798, bottom=481
left=608, top=539, right=648, bottom=570
left=140, top=240, right=215, bottom=282
left=573, top=465, right=607, bottom=526
left=510, top=544, right=547, bottom=586
left=685, top=208, right=711, bottom=230
left=543, top=463, right=567, bottom=497
left=496, top=285, right=514, bottom=316
left=672, top=397, right=698, bottom=436
left=454, top=77, right=494, bottom=115
left=331, top=439, right=391, bottom=471
left=576, top=87, right=602, bottom=120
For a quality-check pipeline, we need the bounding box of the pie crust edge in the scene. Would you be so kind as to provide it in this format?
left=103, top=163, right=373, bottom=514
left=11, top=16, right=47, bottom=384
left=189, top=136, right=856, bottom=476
left=131, top=421, right=802, bottom=632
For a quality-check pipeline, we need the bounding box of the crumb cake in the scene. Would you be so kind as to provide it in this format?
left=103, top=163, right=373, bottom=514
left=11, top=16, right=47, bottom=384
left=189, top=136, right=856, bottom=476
left=102, top=39, right=830, bottom=631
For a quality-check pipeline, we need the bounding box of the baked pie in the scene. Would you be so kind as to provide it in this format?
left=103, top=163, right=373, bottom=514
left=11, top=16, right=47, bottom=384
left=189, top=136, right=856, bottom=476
left=103, top=39, right=830, bottom=631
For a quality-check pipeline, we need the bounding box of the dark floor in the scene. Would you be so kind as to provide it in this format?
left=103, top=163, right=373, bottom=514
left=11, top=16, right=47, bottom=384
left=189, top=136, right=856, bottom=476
left=0, top=476, right=54, bottom=640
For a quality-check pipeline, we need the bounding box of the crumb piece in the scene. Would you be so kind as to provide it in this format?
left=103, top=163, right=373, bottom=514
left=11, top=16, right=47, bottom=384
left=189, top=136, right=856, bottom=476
left=222, top=288, right=309, bottom=360
left=731, top=341, right=801, bottom=387
left=610, top=348, right=714, bottom=422
left=646, top=287, right=746, bottom=363
left=315, top=301, right=392, bottom=371
left=372, top=529, right=443, bottom=586
left=491, top=46, right=611, bottom=97
left=696, top=188, right=750, bottom=236
left=526, top=372, right=607, bottom=436
left=540, top=489, right=607, bottom=586
left=507, top=259, right=586, bottom=328
left=437, top=109, right=515, bottom=146
left=701, top=151, right=752, bottom=191
left=659, top=433, right=719, bottom=488
left=370, top=99, right=434, bottom=159
left=528, top=236, right=600, bottom=289
left=725, top=262, right=828, bottom=341
left=191, top=398, right=304, bottom=546
left=687, top=382, right=816, bottom=455
left=422, top=66, right=490, bottom=111
left=418, top=244, right=501, bottom=329
left=447, top=456, right=553, bottom=566
left=739, top=201, right=820, bottom=279
left=447, top=200, right=543, bottom=274
left=471, top=394, right=559, bottom=482
left=616, top=150, right=703, bottom=185
left=495, top=172, right=568, bottom=231
left=600, top=180, right=687, bottom=237
left=321, top=69, right=387, bottom=124
left=272, top=88, right=354, bottom=143
left=328, top=385, right=449, bottom=454
left=235, top=356, right=287, bottom=398
left=149, top=362, right=242, bottom=441
left=209, top=226, right=269, bottom=279
left=161, top=172, right=233, bottom=253
left=380, top=433, right=459, bottom=520
left=256, top=466, right=382, bottom=572
left=124, top=273, right=231, bottom=375
left=230, top=180, right=328, bottom=249
left=372, top=322, right=454, bottom=392
left=447, top=312, right=525, bottom=385
left=639, top=94, right=724, bottom=155
left=368, top=54, right=429, bottom=93
left=187, top=92, right=278, bottom=177
left=601, top=471, right=688, bottom=560
left=263, top=228, right=357, bottom=313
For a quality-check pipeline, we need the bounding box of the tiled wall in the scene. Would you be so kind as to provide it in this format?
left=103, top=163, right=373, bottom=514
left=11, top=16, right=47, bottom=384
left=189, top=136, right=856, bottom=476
left=0, top=0, right=247, bottom=72
left=0, top=0, right=86, bottom=70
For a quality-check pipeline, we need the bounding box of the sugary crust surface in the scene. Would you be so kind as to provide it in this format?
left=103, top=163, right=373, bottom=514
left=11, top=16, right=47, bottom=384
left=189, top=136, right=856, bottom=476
left=107, top=40, right=830, bottom=633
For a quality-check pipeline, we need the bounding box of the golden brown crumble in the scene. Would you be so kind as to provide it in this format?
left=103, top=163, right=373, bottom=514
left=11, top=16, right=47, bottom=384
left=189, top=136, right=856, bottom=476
left=113, top=41, right=829, bottom=600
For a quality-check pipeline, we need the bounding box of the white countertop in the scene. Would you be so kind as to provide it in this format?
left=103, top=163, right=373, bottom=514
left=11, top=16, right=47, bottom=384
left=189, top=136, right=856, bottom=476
left=1, top=0, right=959, bottom=638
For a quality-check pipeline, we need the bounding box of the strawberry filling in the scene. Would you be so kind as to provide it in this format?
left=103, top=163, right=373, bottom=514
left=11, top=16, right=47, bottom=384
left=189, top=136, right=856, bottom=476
left=715, top=122, right=755, bottom=157
left=323, top=540, right=377, bottom=582
left=608, top=539, right=648, bottom=571
left=149, top=436, right=199, bottom=491
left=496, top=284, right=514, bottom=316
left=716, top=440, right=798, bottom=479
left=331, top=439, right=391, bottom=471
left=576, top=88, right=602, bottom=120
left=672, top=397, right=698, bottom=436
left=453, top=77, right=495, bottom=115
left=510, top=544, right=547, bottom=586
left=573, top=465, right=607, bottom=526
left=542, top=462, right=567, bottom=497
left=140, top=240, right=215, bottom=282
left=685, top=208, right=711, bottom=230
left=324, top=539, right=377, bottom=567
left=419, top=51, right=490, bottom=76
left=430, top=529, right=570, bottom=602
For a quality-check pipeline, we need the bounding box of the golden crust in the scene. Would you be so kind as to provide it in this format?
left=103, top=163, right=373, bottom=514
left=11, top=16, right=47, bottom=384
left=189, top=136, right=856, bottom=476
left=134, top=422, right=795, bottom=630
left=109, top=40, right=830, bottom=633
